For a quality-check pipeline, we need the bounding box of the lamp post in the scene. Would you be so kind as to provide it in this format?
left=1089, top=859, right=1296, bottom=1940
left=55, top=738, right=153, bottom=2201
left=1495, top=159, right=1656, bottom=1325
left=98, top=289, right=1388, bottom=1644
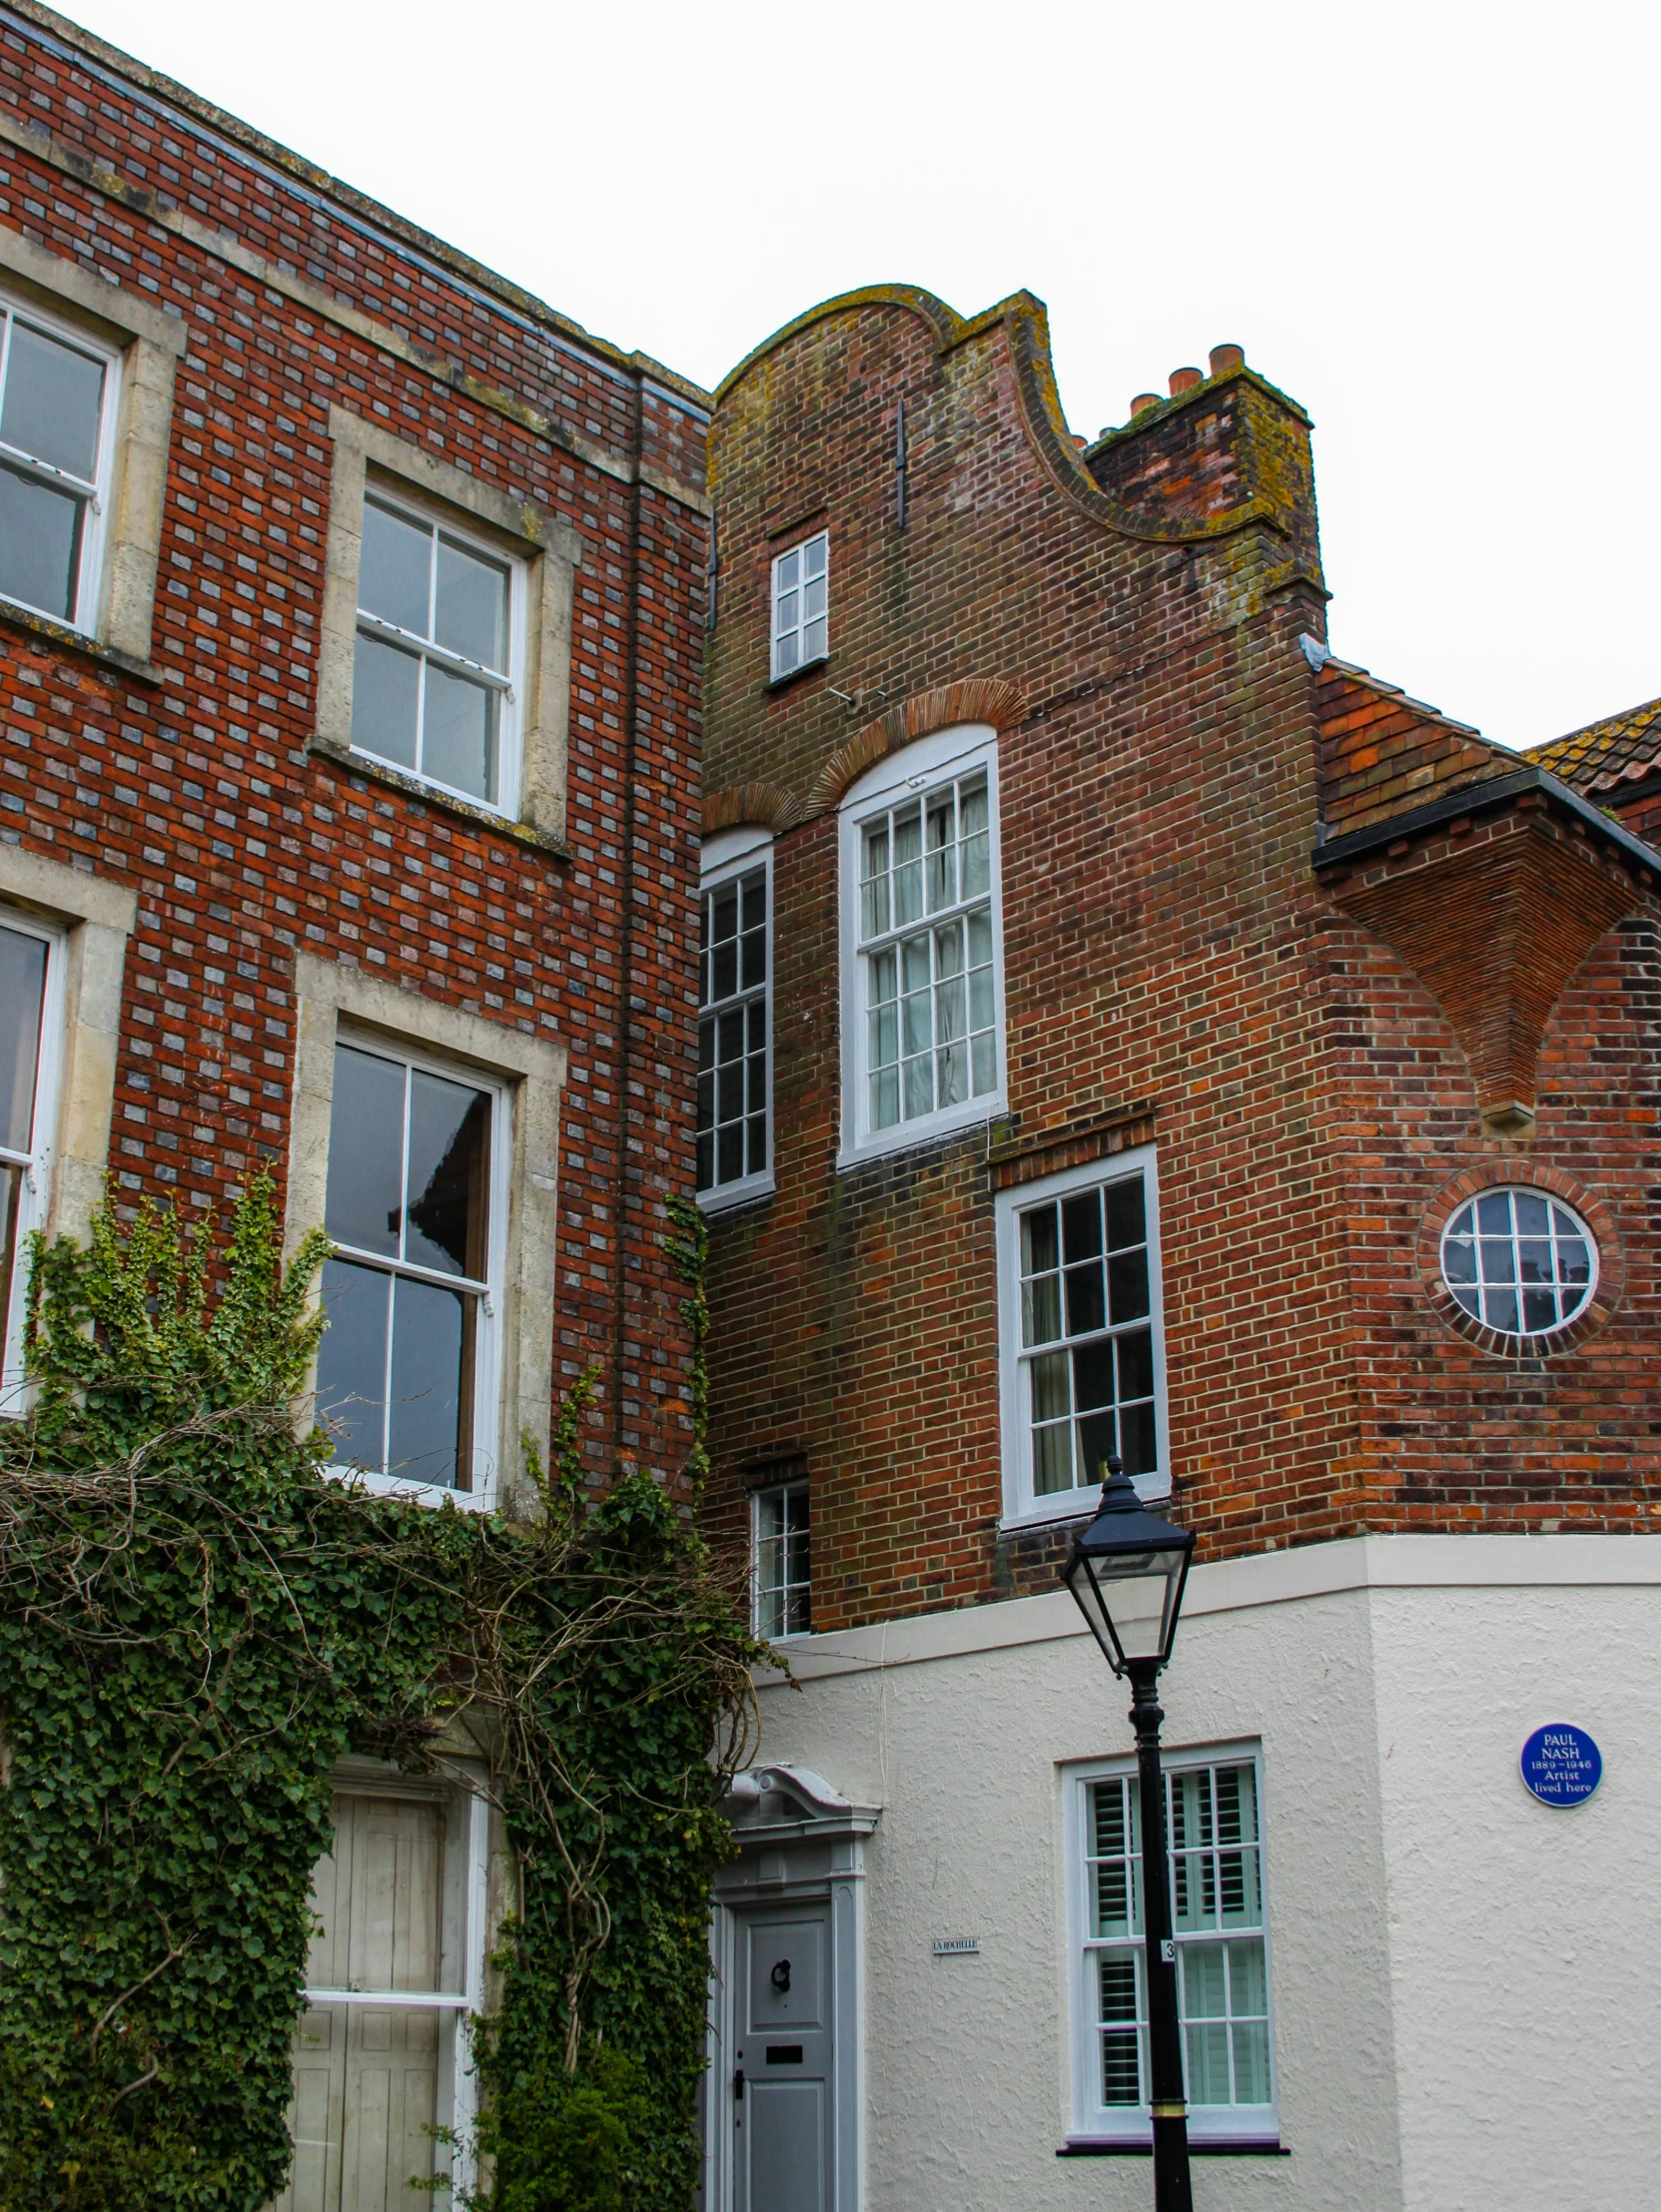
left=1062, top=1456, right=1198, bottom=2212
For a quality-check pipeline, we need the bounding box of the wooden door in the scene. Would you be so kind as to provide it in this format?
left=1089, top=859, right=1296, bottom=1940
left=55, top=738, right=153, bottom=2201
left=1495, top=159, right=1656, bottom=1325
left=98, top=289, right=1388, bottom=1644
left=270, top=1792, right=447, bottom=2212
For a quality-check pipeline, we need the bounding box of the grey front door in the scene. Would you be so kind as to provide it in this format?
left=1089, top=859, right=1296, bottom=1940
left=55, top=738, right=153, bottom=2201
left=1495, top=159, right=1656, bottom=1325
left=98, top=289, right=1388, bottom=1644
left=732, top=1901, right=834, bottom=2212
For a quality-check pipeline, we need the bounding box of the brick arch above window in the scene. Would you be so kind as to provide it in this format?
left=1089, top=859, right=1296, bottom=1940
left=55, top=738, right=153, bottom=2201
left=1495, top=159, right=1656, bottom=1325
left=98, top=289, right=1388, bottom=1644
left=702, top=782, right=802, bottom=836
left=803, top=678, right=1026, bottom=820
left=1417, top=1160, right=1625, bottom=1359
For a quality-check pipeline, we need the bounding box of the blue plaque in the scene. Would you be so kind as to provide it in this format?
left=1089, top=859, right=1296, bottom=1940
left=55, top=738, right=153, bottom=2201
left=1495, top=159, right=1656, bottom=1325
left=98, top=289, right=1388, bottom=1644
left=1519, top=1723, right=1602, bottom=1808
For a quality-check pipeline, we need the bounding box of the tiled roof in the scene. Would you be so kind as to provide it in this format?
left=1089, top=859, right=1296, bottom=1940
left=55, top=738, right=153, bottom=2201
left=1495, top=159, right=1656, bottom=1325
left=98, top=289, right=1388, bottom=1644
left=1309, top=640, right=1518, bottom=838
left=1530, top=696, right=1661, bottom=797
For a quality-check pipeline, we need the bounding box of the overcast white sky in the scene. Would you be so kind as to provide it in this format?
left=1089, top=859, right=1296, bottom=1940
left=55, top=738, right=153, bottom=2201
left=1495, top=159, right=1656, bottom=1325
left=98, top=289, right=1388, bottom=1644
left=58, top=0, right=1660, bottom=751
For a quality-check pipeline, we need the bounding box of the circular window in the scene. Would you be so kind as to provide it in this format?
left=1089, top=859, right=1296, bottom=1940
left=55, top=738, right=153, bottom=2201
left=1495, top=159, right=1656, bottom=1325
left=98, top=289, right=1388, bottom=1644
left=1439, top=1187, right=1598, bottom=1337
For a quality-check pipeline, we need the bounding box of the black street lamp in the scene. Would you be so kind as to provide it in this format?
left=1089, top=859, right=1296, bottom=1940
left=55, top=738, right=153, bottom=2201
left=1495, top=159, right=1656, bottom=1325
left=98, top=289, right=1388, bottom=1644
left=1062, top=1457, right=1198, bottom=2212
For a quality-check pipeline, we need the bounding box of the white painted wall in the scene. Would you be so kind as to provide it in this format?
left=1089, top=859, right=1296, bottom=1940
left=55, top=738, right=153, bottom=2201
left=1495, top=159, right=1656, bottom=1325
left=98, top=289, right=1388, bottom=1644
left=1368, top=1579, right=1661, bottom=2212
left=744, top=1537, right=1661, bottom=2212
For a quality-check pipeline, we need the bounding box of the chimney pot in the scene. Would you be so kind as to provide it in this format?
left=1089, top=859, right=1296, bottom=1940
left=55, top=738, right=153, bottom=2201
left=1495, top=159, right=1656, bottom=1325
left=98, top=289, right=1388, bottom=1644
left=1072, top=433, right=1087, bottom=450
left=1209, top=343, right=1246, bottom=377
left=1130, top=392, right=1160, bottom=417
left=1169, top=367, right=1203, bottom=396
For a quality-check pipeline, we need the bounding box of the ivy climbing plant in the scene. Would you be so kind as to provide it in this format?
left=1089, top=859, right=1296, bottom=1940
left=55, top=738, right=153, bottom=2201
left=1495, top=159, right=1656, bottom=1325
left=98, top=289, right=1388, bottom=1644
left=0, top=1178, right=761, bottom=2212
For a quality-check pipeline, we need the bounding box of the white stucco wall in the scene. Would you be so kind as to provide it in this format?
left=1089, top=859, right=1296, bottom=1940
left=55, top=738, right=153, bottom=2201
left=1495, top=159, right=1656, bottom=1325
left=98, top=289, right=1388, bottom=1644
left=1367, top=1577, right=1661, bottom=2211
left=738, top=1536, right=1661, bottom=2212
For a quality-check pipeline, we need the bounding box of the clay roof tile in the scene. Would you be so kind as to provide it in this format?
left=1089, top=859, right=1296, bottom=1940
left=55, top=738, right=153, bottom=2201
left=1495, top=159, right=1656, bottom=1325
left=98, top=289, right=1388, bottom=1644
left=1530, top=695, right=1661, bottom=796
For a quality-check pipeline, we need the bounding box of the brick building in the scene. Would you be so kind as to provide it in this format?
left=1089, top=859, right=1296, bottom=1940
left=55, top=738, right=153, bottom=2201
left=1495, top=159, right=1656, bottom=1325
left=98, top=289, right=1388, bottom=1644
left=695, top=287, right=1661, bottom=2211
left=0, top=4, right=709, bottom=2201
left=4, top=3, right=1660, bottom=2205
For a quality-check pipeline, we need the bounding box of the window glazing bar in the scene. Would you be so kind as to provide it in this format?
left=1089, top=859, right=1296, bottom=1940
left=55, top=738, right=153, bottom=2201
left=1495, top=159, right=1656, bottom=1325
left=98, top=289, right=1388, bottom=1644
left=327, top=1238, right=491, bottom=1298
left=354, top=609, right=511, bottom=688
left=0, top=440, right=97, bottom=497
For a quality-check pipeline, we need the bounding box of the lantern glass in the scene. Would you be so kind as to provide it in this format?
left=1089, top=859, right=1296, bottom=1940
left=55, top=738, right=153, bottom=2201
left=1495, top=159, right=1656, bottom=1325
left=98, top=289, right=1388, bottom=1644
left=1074, top=1546, right=1190, bottom=1669
left=1062, top=1463, right=1196, bottom=1674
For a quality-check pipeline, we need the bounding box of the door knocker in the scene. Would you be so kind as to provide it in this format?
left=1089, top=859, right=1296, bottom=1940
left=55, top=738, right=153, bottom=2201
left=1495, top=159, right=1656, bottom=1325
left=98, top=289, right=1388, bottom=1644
left=770, top=1957, right=791, bottom=1993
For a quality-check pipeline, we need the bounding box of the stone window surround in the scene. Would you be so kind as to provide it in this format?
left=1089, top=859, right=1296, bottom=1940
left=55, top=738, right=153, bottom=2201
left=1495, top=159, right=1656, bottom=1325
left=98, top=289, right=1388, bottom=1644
left=0, top=843, right=137, bottom=1253
left=285, top=954, right=565, bottom=1515
left=317, top=405, right=580, bottom=852
left=0, top=224, right=187, bottom=672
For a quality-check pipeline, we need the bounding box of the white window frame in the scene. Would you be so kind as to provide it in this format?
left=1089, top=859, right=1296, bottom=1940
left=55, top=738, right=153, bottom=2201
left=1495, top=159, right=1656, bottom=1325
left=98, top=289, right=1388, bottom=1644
left=318, top=1029, right=511, bottom=1511
left=995, top=1143, right=1169, bottom=1526
left=837, top=723, right=1007, bottom=1165
left=351, top=484, right=528, bottom=821
left=295, top=1760, right=491, bottom=2206
left=750, top=1479, right=811, bottom=1640
left=770, top=529, right=828, bottom=683
left=0, top=287, right=121, bottom=636
left=286, top=957, right=566, bottom=1523
left=0, top=906, right=66, bottom=1410
left=1438, top=1185, right=1599, bottom=1338
left=1064, top=1742, right=1277, bottom=2148
left=697, top=825, right=774, bottom=1212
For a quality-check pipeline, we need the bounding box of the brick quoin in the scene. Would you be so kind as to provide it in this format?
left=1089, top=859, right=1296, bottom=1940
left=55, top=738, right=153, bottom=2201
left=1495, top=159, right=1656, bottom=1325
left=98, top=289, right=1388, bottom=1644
left=0, top=3, right=712, bottom=1489
left=698, top=288, right=1661, bottom=1635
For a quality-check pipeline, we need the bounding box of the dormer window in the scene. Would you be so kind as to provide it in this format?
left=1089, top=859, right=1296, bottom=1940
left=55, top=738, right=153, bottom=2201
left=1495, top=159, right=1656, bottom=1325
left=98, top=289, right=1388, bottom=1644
left=770, top=531, right=828, bottom=682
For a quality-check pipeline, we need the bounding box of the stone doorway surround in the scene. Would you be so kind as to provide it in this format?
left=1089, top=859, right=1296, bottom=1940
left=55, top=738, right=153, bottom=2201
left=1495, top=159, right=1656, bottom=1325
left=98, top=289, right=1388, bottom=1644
left=703, top=1765, right=881, bottom=2212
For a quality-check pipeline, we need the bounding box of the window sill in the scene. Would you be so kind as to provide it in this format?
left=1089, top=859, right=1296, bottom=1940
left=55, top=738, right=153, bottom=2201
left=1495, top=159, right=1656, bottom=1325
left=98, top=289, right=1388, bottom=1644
left=0, top=598, right=163, bottom=688
left=308, top=737, right=571, bottom=859
left=766, top=653, right=828, bottom=696
left=696, top=1170, right=775, bottom=1216
left=835, top=1097, right=1007, bottom=1175
left=999, top=1475, right=1172, bottom=1536
left=319, top=1462, right=494, bottom=1515
left=997, top=1499, right=1097, bottom=1537
left=1059, top=2138, right=1287, bottom=2158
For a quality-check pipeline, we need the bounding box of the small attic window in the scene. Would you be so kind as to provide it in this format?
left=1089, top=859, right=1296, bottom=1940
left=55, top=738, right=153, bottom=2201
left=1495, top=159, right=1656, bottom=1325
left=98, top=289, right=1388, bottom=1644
left=770, top=531, right=827, bottom=682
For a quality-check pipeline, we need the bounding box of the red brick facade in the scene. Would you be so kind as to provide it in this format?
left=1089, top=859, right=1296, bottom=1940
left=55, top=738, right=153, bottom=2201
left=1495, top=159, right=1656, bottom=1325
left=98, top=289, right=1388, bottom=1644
left=0, top=3, right=710, bottom=1486
left=700, top=288, right=1661, bottom=1633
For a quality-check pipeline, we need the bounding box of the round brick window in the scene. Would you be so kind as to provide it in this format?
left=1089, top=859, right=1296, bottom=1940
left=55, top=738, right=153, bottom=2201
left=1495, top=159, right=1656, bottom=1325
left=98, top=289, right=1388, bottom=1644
left=1439, top=1186, right=1597, bottom=1338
